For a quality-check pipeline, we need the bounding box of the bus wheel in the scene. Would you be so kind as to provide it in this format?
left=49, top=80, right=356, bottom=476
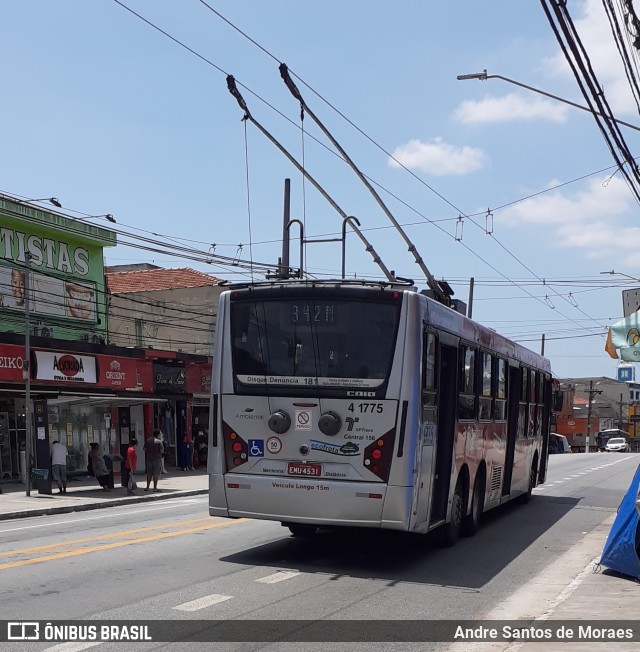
left=461, top=471, right=485, bottom=537
left=287, top=524, right=318, bottom=538
left=441, top=481, right=465, bottom=547
left=518, top=461, right=537, bottom=504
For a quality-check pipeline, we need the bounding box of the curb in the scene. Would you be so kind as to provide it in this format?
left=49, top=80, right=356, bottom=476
left=0, top=489, right=208, bottom=521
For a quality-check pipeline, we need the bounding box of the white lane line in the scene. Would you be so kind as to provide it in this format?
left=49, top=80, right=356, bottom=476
left=44, top=643, right=102, bottom=652
left=0, top=499, right=205, bottom=534
left=173, top=593, right=232, bottom=612
left=256, top=571, right=301, bottom=584
left=503, top=558, right=597, bottom=652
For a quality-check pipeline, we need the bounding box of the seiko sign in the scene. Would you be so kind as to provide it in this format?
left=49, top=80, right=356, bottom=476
left=34, top=350, right=97, bottom=384
left=0, top=344, right=26, bottom=382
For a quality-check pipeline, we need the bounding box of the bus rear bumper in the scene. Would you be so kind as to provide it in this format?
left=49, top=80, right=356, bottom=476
left=211, top=472, right=408, bottom=529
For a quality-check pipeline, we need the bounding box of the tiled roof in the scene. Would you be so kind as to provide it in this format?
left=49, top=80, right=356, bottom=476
left=106, top=267, right=222, bottom=294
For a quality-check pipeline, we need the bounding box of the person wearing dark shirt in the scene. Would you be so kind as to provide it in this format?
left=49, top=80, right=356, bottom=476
left=144, top=429, right=164, bottom=492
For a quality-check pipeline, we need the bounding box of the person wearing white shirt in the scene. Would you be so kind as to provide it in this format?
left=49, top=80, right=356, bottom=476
left=50, top=440, right=68, bottom=494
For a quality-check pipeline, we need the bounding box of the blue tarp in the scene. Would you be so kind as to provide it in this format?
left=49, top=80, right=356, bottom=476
left=600, top=463, right=640, bottom=579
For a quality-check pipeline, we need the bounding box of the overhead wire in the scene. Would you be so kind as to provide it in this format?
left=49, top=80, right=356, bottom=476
left=188, top=0, right=610, bottom=333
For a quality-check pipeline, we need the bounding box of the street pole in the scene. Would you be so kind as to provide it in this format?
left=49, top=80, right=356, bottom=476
left=585, top=380, right=593, bottom=454
left=24, top=253, right=32, bottom=496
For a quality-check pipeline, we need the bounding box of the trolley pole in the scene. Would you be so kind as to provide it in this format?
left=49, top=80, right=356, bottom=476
left=24, top=253, right=32, bottom=496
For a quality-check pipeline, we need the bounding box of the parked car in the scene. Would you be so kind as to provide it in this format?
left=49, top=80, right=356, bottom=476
left=605, top=437, right=629, bottom=452
left=549, top=433, right=572, bottom=454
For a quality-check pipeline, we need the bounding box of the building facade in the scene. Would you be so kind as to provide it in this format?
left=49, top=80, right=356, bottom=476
left=0, top=196, right=217, bottom=488
left=556, top=376, right=640, bottom=451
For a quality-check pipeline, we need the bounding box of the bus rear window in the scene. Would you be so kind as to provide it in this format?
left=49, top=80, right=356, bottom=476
left=230, top=298, right=399, bottom=390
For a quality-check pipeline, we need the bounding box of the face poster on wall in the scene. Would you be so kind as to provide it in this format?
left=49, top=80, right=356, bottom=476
left=0, top=264, right=97, bottom=322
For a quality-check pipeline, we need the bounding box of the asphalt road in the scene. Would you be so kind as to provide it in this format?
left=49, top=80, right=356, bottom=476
left=0, top=453, right=637, bottom=652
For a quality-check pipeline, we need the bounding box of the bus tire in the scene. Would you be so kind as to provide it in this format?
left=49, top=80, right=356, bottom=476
left=441, top=480, right=465, bottom=547
left=518, top=460, right=537, bottom=505
left=461, top=470, right=485, bottom=537
left=287, top=524, right=318, bottom=538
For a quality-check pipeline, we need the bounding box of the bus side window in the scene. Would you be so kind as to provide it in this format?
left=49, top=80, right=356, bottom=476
left=479, top=352, right=492, bottom=420
left=458, top=345, right=477, bottom=420
left=422, top=331, right=437, bottom=408
left=519, top=367, right=529, bottom=438
left=494, top=358, right=507, bottom=421
left=493, top=358, right=507, bottom=421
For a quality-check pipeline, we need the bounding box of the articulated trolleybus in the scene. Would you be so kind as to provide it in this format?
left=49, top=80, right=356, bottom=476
left=209, top=278, right=553, bottom=545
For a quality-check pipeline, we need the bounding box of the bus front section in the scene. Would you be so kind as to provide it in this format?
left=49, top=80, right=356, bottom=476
left=209, top=283, right=408, bottom=531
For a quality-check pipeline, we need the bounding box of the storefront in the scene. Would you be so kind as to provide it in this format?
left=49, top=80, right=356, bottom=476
left=0, top=336, right=214, bottom=485
left=0, top=339, right=155, bottom=482
left=186, top=360, right=212, bottom=469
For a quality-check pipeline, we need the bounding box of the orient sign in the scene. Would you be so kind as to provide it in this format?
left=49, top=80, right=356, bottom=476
left=34, top=350, right=97, bottom=384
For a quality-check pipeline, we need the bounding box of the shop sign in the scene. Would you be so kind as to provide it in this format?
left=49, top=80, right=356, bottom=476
left=0, top=343, right=25, bottom=382
left=95, top=355, right=153, bottom=392
left=34, top=350, right=97, bottom=383
left=185, top=362, right=212, bottom=394
left=153, top=363, right=186, bottom=392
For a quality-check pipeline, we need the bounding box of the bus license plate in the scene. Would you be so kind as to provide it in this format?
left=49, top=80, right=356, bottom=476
left=287, top=462, right=322, bottom=477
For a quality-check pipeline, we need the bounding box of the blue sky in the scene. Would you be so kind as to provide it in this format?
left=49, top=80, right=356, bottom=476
left=2, top=0, right=640, bottom=380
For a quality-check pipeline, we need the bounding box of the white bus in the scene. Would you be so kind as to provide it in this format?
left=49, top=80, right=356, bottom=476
left=209, top=279, right=553, bottom=545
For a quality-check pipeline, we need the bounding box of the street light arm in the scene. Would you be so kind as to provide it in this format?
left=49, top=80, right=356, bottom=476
left=600, top=270, right=640, bottom=283
left=457, top=70, right=640, bottom=133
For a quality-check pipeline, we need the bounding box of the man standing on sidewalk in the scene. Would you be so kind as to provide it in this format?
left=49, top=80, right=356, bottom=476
left=144, top=429, right=164, bottom=492
left=50, top=440, right=68, bottom=494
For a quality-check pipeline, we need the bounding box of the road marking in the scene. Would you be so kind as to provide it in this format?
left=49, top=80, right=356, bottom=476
left=0, top=499, right=206, bottom=534
left=43, top=643, right=102, bottom=652
left=174, top=593, right=233, bottom=612
left=0, top=519, right=248, bottom=571
left=503, top=558, right=597, bottom=652
left=256, top=571, right=301, bottom=583
left=0, top=517, right=213, bottom=558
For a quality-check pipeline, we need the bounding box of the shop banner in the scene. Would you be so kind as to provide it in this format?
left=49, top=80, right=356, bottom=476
left=185, top=361, right=212, bottom=394
left=96, top=355, right=153, bottom=392
left=0, top=343, right=25, bottom=382
left=34, top=350, right=97, bottom=383
left=153, top=363, right=186, bottom=393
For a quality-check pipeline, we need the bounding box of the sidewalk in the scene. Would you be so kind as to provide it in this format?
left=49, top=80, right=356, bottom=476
left=449, top=513, right=640, bottom=652
left=0, top=468, right=208, bottom=521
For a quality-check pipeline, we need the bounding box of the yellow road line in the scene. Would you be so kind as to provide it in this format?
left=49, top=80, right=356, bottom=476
left=0, top=519, right=248, bottom=571
left=0, top=517, right=213, bottom=558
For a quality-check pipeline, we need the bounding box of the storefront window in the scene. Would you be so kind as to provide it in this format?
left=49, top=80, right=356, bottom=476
left=47, top=400, right=116, bottom=474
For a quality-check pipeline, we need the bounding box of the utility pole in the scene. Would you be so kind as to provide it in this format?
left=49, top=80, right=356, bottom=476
left=619, top=393, right=624, bottom=429
left=24, top=253, right=32, bottom=496
left=585, top=380, right=602, bottom=454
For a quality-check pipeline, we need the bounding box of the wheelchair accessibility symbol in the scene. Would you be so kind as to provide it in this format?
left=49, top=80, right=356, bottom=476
left=248, top=439, right=264, bottom=457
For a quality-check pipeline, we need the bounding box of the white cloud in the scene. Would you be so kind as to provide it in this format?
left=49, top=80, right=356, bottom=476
left=499, top=175, right=640, bottom=260
left=454, top=93, right=568, bottom=124
left=389, top=137, right=486, bottom=175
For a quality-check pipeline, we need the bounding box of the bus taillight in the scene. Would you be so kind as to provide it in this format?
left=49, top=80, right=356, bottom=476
left=363, top=430, right=394, bottom=481
left=223, top=421, right=248, bottom=469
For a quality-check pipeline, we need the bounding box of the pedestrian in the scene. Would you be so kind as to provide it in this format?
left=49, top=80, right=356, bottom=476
left=89, top=443, right=111, bottom=491
left=144, top=429, right=164, bottom=492
left=157, top=430, right=168, bottom=474
left=123, top=438, right=138, bottom=495
left=50, top=439, right=68, bottom=494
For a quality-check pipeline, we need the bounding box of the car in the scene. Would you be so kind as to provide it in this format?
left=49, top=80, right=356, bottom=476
left=549, top=433, right=572, bottom=454
left=605, top=437, right=629, bottom=452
